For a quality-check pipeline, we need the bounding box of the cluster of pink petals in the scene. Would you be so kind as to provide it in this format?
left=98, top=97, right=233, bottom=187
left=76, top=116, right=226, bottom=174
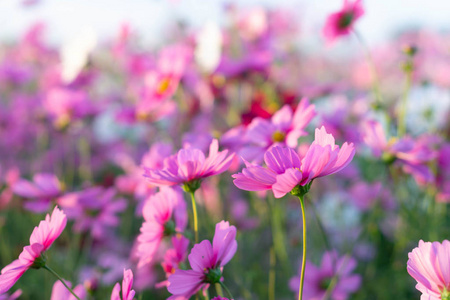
left=323, top=0, right=364, bottom=44
left=289, top=251, right=361, bottom=299
left=136, top=187, right=187, bottom=267
left=111, top=269, right=135, bottom=300
left=51, top=280, right=86, bottom=300
left=241, top=98, right=316, bottom=163
left=12, top=173, right=62, bottom=213
left=167, top=221, right=237, bottom=299
left=407, top=240, right=450, bottom=300
left=362, top=120, right=436, bottom=184
left=0, top=207, right=67, bottom=294
left=233, top=126, right=355, bottom=198
left=0, top=290, right=21, bottom=300
left=57, top=187, right=126, bottom=239
left=143, top=139, right=235, bottom=187
left=157, top=235, right=190, bottom=288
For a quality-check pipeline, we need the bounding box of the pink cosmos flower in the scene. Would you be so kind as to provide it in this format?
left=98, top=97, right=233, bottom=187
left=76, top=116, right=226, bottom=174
left=362, top=120, right=436, bottom=185
left=12, top=173, right=62, bottom=213
left=111, top=269, right=135, bottom=300
left=407, top=240, right=450, bottom=300
left=143, top=139, right=235, bottom=191
left=167, top=221, right=237, bottom=299
left=0, top=207, right=67, bottom=294
left=43, top=87, right=98, bottom=129
left=323, top=0, right=364, bottom=44
left=233, top=126, right=355, bottom=198
left=289, top=251, right=361, bottom=299
left=212, top=297, right=231, bottom=300
left=51, top=280, right=86, bottom=300
left=136, top=187, right=187, bottom=267
left=57, top=187, right=126, bottom=239
left=240, top=98, right=316, bottom=163
left=157, top=235, right=190, bottom=288
left=0, top=290, right=21, bottom=300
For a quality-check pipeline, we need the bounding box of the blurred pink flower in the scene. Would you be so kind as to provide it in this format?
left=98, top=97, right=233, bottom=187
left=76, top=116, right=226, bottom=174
left=323, top=0, right=364, bottom=44
left=143, top=139, right=235, bottom=191
left=362, top=120, right=436, bottom=185
left=51, top=280, right=86, bottom=300
left=0, top=207, right=67, bottom=294
left=136, top=187, right=187, bottom=267
left=407, top=240, right=450, bottom=300
left=12, top=173, right=62, bottom=213
left=167, top=221, right=237, bottom=299
left=157, top=235, right=190, bottom=288
left=111, top=269, right=135, bottom=300
left=57, top=187, right=126, bottom=239
left=240, top=98, right=316, bottom=163
left=233, top=126, right=355, bottom=198
left=289, top=251, right=361, bottom=299
left=0, top=290, right=21, bottom=300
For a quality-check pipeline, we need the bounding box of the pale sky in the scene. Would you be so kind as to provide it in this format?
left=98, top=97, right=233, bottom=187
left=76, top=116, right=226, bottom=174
left=2, top=0, right=450, bottom=46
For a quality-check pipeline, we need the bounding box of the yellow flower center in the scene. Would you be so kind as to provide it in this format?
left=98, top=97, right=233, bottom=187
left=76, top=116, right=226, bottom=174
left=157, top=77, right=172, bottom=94
left=272, top=131, right=286, bottom=143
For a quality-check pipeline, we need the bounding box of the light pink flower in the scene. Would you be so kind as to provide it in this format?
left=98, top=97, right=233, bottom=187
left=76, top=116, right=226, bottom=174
left=157, top=235, right=190, bottom=288
left=240, top=98, right=316, bottom=163
left=13, top=173, right=62, bottom=213
left=111, top=269, right=135, bottom=300
left=323, top=0, right=364, bottom=44
left=167, top=221, right=237, bottom=299
left=233, top=126, right=355, bottom=198
left=0, top=207, right=67, bottom=294
left=136, top=187, right=187, bottom=267
left=143, top=139, right=235, bottom=190
left=289, top=251, right=361, bottom=300
left=407, top=240, right=450, bottom=300
left=51, top=280, right=86, bottom=300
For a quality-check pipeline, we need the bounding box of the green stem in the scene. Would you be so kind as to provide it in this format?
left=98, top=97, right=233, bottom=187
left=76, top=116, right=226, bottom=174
left=189, top=191, right=199, bottom=243
left=43, top=265, right=81, bottom=300
left=219, top=282, right=234, bottom=300
left=298, top=195, right=307, bottom=300
left=268, top=247, right=276, bottom=300
left=307, top=199, right=331, bottom=252
left=215, top=283, right=224, bottom=297
left=398, top=65, right=412, bottom=137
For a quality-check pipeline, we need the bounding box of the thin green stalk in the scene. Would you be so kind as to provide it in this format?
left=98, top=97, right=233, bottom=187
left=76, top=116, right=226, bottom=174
left=298, top=195, right=307, bottom=300
left=307, top=199, right=331, bottom=252
left=215, top=283, right=224, bottom=297
left=267, top=197, right=289, bottom=273
left=398, top=66, right=412, bottom=137
left=44, top=265, right=81, bottom=300
left=268, top=247, right=276, bottom=300
left=189, top=191, right=199, bottom=243
left=219, top=282, right=234, bottom=300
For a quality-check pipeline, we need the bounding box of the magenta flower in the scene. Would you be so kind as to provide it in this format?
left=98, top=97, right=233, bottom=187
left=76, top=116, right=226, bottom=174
left=0, top=207, right=67, bottom=294
left=289, top=251, right=361, bottom=300
left=323, top=0, right=364, bottom=44
left=57, top=187, right=126, bottom=239
left=136, top=187, right=187, bottom=267
left=167, top=221, right=237, bottom=299
left=111, top=269, right=135, bottom=300
left=240, top=98, right=316, bottom=163
left=362, top=120, right=436, bottom=185
left=233, top=126, right=355, bottom=198
left=51, top=280, right=86, bottom=300
left=407, top=240, right=450, bottom=300
left=143, top=139, right=235, bottom=191
left=12, top=173, right=62, bottom=213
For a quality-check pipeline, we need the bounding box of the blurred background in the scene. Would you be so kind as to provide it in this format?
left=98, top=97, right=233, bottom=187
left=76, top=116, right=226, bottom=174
left=4, top=0, right=450, bottom=46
